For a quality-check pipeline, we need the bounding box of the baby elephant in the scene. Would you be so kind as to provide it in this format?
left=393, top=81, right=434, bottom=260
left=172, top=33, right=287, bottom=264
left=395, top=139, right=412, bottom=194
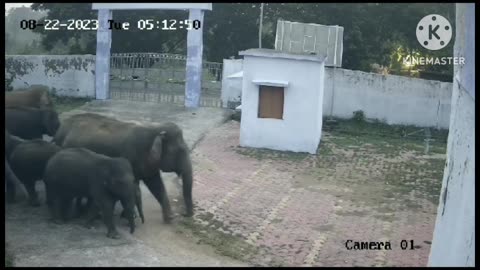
left=44, top=148, right=137, bottom=239
left=76, top=181, right=145, bottom=224
left=9, top=140, right=61, bottom=206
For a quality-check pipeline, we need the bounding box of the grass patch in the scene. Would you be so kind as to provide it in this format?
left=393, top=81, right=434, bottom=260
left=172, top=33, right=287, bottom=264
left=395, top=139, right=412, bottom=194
left=318, top=144, right=333, bottom=155
left=235, top=147, right=308, bottom=162
left=404, top=200, right=423, bottom=210
left=372, top=214, right=397, bottom=222
left=380, top=161, right=444, bottom=205
left=312, top=117, right=447, bottom=208
left=335, top=210, right=368, bottom=217
left=51, top=95, right=92, bottom=114
left=322, top=117, right=448, bottom=158
left=429, top=143, right=448, bottom=154
left=177, top=216, right=258, bottom=263
left=323, top=117, right=448, bottom=145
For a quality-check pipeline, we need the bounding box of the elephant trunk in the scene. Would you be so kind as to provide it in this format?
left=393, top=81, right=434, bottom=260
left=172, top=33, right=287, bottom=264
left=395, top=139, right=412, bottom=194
left=181, top=157, right=194, bottom=217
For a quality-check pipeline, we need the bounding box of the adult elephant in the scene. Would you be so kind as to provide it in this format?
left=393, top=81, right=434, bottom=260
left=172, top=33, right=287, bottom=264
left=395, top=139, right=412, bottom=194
left=6, top=107, right=60, bottom=140
left=5, top=86, right=54, bottom=109
left=53, top=113, right=193, bottom=223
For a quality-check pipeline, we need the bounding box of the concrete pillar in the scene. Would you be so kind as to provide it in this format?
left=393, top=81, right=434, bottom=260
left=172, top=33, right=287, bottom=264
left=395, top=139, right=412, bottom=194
left=184, top=9, right=205, bottom=108
left=95, top=9, right=113, bottom=100
left=428, top=3, right=475, bottom=267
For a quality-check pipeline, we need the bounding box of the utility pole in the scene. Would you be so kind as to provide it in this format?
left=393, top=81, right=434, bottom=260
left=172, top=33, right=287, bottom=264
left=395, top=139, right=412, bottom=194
left=259, top=3, right=264, bottom=48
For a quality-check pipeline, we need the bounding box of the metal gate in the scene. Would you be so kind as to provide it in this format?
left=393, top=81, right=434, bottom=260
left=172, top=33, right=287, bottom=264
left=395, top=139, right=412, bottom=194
left=109, top=53, right=223, bottom=107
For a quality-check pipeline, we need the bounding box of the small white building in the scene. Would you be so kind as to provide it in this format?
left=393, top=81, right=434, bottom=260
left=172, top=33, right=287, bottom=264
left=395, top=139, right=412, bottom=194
left=238, top=49, right=326, bottom=154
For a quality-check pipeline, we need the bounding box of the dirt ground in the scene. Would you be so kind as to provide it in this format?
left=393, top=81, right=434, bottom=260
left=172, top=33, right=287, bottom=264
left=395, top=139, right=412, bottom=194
left=185, top=120, right=447, bottom=267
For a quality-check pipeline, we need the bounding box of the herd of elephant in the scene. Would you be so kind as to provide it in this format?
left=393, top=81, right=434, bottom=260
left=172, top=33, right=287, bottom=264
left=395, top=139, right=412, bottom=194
left=5, top=87, right=194, bottom=239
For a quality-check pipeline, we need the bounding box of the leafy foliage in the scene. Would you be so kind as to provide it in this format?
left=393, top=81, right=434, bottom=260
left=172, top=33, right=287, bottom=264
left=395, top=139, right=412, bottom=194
left=352, top=110, right=366, bottom=123
left=5, top=76, right=14, bottom=92
left=30, top=3, right=97, bottom=54
left=5, top=6, right=47, bottom=54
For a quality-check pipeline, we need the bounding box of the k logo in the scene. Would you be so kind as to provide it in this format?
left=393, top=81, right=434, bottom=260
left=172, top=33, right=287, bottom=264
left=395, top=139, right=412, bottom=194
left=416, top=14, right=453, bottom=51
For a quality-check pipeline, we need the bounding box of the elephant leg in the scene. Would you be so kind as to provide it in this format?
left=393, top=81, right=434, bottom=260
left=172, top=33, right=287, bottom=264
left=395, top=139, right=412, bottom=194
left=143, top=173, right=172, bottom=223
left=45, top=182, right=53, bottom=211
left=120, top=202, right=137, bottom=220
left=45, top=183, right=62, bottom=224
left=100, top=197, right=120, bottom=239
left=135, top=183, right=145, bottom=223
left=121, top=184, right=144, bottom=223
left=74, top=197, right=89, bottom=218
left=25, top=181, right=40, bottom=207
left=85, top=200, right=100, bottom=229
left=51, top=198, right=63, bottom=224
left=60, top=197, right=73, bottom=222
left=78, top=197, right=92, bottom=217
left=73, top=197, right=83, bottom=218
left=85, top=197, right=96, bottom=215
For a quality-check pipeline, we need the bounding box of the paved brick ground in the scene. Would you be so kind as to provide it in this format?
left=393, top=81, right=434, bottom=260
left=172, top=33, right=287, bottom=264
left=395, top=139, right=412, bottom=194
left=189, top=121, right=445, bottom=267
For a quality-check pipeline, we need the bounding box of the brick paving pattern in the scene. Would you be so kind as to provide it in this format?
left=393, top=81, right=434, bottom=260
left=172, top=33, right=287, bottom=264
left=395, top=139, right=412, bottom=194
left=189, top=121, right=445, bottom=267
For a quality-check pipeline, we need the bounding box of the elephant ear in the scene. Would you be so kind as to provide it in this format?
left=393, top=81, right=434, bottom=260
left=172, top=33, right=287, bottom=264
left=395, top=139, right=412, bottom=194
left=148, top=132, right=166, bottom=164
left=101, top=160, right=113, bottom=185
left=40, top=90, right=52, bottom=108
left=102, top=160, right=122, bottom=193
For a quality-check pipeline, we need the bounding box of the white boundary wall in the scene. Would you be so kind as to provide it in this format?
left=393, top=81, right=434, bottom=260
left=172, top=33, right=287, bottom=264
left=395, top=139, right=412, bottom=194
left=222, top=60, right=452, bottom=129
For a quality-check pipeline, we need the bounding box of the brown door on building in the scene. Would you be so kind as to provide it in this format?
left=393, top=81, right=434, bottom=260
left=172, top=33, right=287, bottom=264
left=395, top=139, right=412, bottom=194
left=258, top=85, right=284, bottom=119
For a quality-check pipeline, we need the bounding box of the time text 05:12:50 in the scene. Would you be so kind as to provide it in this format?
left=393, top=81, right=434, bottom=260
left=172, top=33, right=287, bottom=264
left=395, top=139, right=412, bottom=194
left=20, top=19, right=202, bottom=31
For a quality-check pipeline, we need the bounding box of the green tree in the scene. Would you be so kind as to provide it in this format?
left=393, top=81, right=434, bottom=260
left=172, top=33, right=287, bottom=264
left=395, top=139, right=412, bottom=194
left=5, top=6, right=46, bottom=54
left=31, top=3, right=96, bottom=53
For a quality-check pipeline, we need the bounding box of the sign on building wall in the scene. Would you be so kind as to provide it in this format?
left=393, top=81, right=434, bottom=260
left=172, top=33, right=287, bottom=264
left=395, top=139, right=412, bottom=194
left=275, top=20, right=344, bottom=67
